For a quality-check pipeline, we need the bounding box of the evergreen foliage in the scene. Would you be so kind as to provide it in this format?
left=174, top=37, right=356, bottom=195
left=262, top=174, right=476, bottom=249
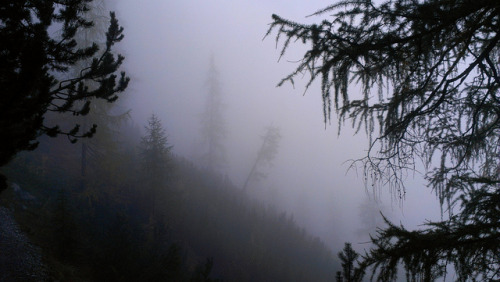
left=47, top=0, right=131, bottom=193
left=0, top=0, right=129, bottom=192
left=1, top=118, right=337, bottom=281
left=140, top=114, right=172, bottom=226
left=200, top=57, right=226, bottom=172
left=267, top=0, right=500, bottom=280
left=243, top=125, right=281, bottom=192
left=338, top=242, right=363, bottom=282
left=140, top=114, right=172, bottom=181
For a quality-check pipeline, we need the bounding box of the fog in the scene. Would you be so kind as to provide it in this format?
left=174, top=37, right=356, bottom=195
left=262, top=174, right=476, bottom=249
left=113, top=0, right=443, bottom=253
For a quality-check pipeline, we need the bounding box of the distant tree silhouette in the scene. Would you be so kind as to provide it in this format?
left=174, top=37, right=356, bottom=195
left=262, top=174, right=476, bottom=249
left=140, top=114, right=172, bottom=218
left=0, top=1, right=129, bottom=192
left=200, top=57, right=226, bottom=172
left=243, top=125, right=281, bottom=192
left=356, top=197, right=391, bottom=242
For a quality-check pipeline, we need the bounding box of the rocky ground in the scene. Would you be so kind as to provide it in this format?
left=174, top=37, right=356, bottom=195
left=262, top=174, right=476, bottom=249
left=0, top=206, right=50, bottom=281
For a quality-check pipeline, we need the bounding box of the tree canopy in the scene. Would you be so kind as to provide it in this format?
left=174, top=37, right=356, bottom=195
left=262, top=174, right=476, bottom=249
left=267, top=0, right=499, bottom=280
left=140, top=114, right=172, bottom=183
left=0, top=0, right=129, bottom=191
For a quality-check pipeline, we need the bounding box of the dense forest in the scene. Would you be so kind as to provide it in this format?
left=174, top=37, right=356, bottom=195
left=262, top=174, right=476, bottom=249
left=1, top=0, right=498, bottom=281
left=0, top=1, right=343, bottom=280
left=0, top=112, right=338, bottom=281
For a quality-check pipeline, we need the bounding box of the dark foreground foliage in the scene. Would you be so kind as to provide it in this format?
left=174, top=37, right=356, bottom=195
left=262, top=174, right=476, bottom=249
left=267, top=0, right=500, bottom=280
left=0, top=120, right=337, bottom=281
left=0, top=1, right=129, bottom=192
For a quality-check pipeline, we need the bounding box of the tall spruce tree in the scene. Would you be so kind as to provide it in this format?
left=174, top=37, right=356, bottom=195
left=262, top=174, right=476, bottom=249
left=140, top=114, right=172, bottom=216
left=200, top=57, right=226, bottom=172
left=267, top=0, right=499, bottom=280
left=0, top=0, right=129, bottom=192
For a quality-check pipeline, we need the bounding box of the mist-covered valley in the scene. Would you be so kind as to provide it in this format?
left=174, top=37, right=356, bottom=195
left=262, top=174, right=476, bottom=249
left=2, top=0, right=493, bottom=281
left=113, top=0, right=444, bottom=250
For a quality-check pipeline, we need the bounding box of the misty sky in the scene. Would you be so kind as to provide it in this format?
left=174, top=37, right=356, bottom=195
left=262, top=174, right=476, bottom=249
left=113, top=0, right=444, bottom=251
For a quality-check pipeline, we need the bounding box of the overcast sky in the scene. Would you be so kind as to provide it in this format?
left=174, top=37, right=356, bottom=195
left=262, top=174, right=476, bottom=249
left=113, top=0, right=444, bottom=252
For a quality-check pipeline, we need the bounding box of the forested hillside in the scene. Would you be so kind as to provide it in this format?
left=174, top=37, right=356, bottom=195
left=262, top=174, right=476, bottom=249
left=0, top=117, right=338, bottom=281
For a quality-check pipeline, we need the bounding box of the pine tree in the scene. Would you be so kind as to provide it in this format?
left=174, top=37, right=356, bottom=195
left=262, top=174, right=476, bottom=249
left=140, top=114, right=172, bottom=217
left=242, top=125, right=281, bottom=192
left=0, top=1, right=129, bottom=192
left=68, top=0, right=130, bottom=194
left=200, top=57, right=226, bottom=172
left=267, top=0, right=500, bottom=280
left=338, top=242, right=363, bottom=282
left=38, top=0, right=130, bottom=194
